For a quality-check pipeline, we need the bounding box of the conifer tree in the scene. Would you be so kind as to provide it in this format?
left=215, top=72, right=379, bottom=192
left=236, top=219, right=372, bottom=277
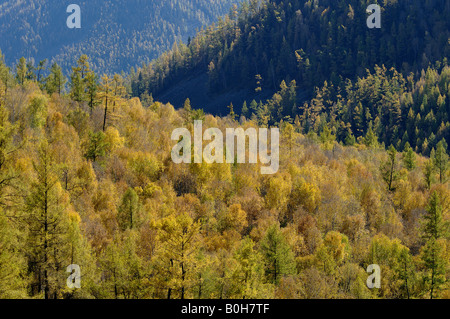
left=402, top=142, right=416, bottom=171
left=0, top=209, right=28, bottom=298
left=432, top=139, right=448, bottom=183
left=98, top=75, right=113, bottom=131
left=118, top=188, right=141, bottom=230
left=380, top=145, right=399, bottom=191
left=260, top=224, right=296, bottom=285
left=154, top=212, right=202, bottom=299
left=420, top=192, right=448, bottom=299
left=15, top=57, right=27, bottom=86
left=45, top=63, right=67, bottom=95
left=24, top=141, right=72, bottom=299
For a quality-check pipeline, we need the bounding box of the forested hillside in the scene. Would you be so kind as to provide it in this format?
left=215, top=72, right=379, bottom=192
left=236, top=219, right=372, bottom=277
left=0, top=0, right=240, bottom=73
left=0, top=53, right=449, bottom=299
left=131, top=0, right=450, bottom=140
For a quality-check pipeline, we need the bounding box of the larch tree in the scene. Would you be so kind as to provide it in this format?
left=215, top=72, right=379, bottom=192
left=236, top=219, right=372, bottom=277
left=117, top=188, right=141, bottom=231
left=402, top=142, right=416, bottom=171
left=100, top=231, right=146, bottom=299
left=260, top=224, right=296, bottom=285
left=420, top=192, right=448, bottom=299
left=24, top=141, right=72, bottom=299
left=45, top=63, right=67, bottom=95
left=230, top=237, right=270, bottom=299
left=0, top=51, right=14, bottom=108
left=0, top=208, right=28, bottom=298
left=432, top=140, right=449, bottom=183
left=85, top=70, right=98, bottom=113
left=0, top=102, right=18, bottom=205
left=98, top=75, right=113, bottom=131
left=15, top=57, right=27, bottom=86
left=70, top=55, right=92, bottom=103
left=154, top=212, right=202, bottom=299
left=380, top=145, right=399, bottom=191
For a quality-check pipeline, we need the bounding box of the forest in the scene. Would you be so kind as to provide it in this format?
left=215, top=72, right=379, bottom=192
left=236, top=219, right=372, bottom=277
left=130, top=0, right=450, bottom=126
left=0, top=51, right=449, bottom=299
left=0, top=0, right=240, bottom=74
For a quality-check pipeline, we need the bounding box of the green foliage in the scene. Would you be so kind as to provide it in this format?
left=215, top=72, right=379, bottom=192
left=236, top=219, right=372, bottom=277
left=420, top=192, right=448, bottom=299
left=45, top=63, right=66, bottom=95
left=0, top=209, right=28, bottom=298
left=24, top=141, right=72, bottom=299
left=380, top=145, right=399, bottom=191
left=118, top=188, right=141, bottom=230
left=432, top=140, right=449, bottom=183
left=28, top=93, right=48, bottom=129
left=260, top=224, right=296, bottom=285
left=403, top=142, right=416, bottom=171
left=84, top=131, right=109, bottom=162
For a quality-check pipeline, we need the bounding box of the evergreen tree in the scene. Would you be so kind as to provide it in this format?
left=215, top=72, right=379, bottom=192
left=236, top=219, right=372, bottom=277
left=84, top=131, right=109, bottom=162
left=380, top=145, right=399, bottom=191
left=0, top=209, right=28, bottom=298
left=420, top=192, right=448, bottom=299
left=98, top=75, right=113, bottom=131
left=402, top=142, right=416, bottom=171
left=432, top=139, right=449, bottom=183
left=154, top=212, right=202, bottom=299
left=45, top=63, right=67, bottom=95
left=118, top=188, right=141, bottom=230
left=15, top=57, right=27, bottom=86
left=24, top=141, right=72, bottom=299
left=85, top=71, right=99, bottom=113
left=424, top=159, right=435, bottom=190
left=241, top=101, right=249, bottom=118
left=260, top=224, right=296, bottom=285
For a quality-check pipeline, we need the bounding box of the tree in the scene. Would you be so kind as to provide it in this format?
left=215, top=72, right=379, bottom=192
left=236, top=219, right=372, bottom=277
left=111, top=74, right=127, bottom=112
left=15, top=57, right=27, bottom=86
left=363, top=123, right=379, bottom=148
left=70, top=55, right=92, bottom=102
left=315, top=231, right=351, bottom=275
left=380, top=145, right=399, bottom=191
left=230, top=237, right=271, bottom=298
left=420, top=192, right=448, bottom=299
left=84, top=131, right=109, bottom=162
left=28, top=93, right=48, bottom=129
left=0, top=208, right=28, bottom=298
left=98, top=75, right=113, bottom=131
left=432, top=139, right=449, bottom=183
left=0, top=51, right=14, bottom=107
left=241, top=101, right=249, bottom=118
left=45, top=63, right=67, bottom=95
left=100, top=231, right=146, bottom=299
left=424, top=159, right=435, bottom=189
left=70, top=69, right=85, bottom=102
left=402, top=142, right=416, bottom=171
left=0, top=102, right=18, bottom=205
left=227, top=103, right=236, bottom=120
left=396, top=248, right=416, bottom=299
left=117, top=188, right=141, bottom=230
left=219, top=204, right=247, bottom=234
left=260, top=224, right=296, bottom=285
left=36, top=59, right=47, bottom=85
left=85, top=71, right=98, bottom=113
left=24, top=141, right=72, bottom=299
left=154, top=212, right=202, bottom=299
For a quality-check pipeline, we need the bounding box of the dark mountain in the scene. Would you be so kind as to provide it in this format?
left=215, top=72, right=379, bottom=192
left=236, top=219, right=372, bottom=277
left=131, top=0, right=449, bottom=115
left=0, top=0, right=240, bottom=74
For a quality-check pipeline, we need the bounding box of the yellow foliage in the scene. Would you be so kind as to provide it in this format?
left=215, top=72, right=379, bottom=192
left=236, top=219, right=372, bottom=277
left=289, top=177, right=321, bottom=214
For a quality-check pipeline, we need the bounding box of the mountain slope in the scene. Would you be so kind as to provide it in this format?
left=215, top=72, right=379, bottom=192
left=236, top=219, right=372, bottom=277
left=131, top=0, right=450, bottom=113
left=0, top=0, right=240, bottom=73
